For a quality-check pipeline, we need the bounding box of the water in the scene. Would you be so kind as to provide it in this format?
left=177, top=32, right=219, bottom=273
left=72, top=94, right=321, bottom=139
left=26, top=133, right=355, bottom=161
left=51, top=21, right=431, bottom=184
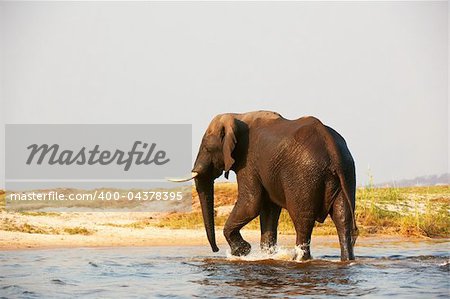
left=0, top=238, right=448, bottom=298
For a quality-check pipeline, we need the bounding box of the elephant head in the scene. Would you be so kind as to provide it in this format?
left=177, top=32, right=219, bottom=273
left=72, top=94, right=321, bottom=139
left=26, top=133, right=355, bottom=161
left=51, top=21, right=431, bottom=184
left=169, top=114, right=240, bottom=252
left=193, top=114, right=239, bottom=252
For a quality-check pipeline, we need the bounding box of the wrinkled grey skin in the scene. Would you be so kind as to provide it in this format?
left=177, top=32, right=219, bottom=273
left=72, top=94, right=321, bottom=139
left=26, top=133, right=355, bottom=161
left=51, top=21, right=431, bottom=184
left=193, top=111, right=358, bottom=261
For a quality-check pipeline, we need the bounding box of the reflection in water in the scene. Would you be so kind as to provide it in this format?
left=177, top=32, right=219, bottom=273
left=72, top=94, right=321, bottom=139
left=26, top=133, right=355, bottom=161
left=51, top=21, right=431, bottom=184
left=193, top=258, right=369, bottom=297
left=0, top=239, right=448, bottom=298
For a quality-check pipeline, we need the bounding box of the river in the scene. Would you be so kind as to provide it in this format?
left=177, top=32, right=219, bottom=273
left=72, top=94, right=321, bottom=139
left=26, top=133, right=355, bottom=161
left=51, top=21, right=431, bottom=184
left=0, top=238, right=448, bottom=298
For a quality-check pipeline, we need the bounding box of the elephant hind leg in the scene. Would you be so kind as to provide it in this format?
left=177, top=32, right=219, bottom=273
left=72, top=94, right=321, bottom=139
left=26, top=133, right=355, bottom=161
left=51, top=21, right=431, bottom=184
left=285, top=185, right=322, bottom=261
left=260, top=199, right=282, bottom=253
left=330, top=192, right=355, bottom=261
left=289, top=214, right=315, bottom=261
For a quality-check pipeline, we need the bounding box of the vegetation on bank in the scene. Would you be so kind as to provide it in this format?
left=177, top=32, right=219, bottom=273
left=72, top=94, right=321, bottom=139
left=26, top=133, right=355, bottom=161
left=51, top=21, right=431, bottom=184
left=157, top=184, right=450, bottom=238
left=0, top=191, right=94, bottom=236
left=0, top=185, right=448, bottom=238
left=1, top=217, right=94, bottom=235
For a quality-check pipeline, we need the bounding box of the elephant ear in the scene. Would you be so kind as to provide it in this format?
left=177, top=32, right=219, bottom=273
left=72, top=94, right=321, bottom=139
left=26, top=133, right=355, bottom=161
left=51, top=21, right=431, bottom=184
left=221, top=115, right=237, bottom=174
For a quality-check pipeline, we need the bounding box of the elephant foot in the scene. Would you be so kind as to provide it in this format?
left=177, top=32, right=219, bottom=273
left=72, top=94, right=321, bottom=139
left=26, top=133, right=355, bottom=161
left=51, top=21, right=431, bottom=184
left=340, top=251, right=355, bottom=261
left=230, top=240, right=251, bottom=256
left=261, top=244, right=277, bottom=255
left=294, top=244, right=312, bottom=261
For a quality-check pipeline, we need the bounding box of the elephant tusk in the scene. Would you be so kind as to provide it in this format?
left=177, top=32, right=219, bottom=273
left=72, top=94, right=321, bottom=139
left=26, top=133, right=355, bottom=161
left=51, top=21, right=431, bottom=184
left=167, top=172, right=198, bottom=182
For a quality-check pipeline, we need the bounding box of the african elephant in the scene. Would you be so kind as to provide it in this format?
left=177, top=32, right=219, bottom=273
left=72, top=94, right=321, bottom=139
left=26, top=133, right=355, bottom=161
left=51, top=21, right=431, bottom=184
left=171, top=111, right=358, bottom=261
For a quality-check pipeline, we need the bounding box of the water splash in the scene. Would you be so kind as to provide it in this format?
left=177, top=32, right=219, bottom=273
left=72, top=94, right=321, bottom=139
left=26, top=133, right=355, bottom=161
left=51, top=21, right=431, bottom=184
left=438, top=260, right=449, bottom=267
left=225, top=246, right=299, bottom=262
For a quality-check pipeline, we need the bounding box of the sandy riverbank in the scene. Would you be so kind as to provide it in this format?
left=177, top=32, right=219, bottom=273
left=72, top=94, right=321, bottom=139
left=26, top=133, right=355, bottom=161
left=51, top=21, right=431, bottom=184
left=1, top=227, right=430, bottom=251
left=0, top=210, right=307, bottom=249
left=0, top=209, right=436, bottom=250
left=1, top=184, right=448, bottom=249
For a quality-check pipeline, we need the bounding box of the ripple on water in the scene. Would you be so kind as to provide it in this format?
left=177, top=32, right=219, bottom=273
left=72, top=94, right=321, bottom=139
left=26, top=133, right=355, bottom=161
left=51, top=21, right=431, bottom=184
left=0, top=241, right=448, bottom=298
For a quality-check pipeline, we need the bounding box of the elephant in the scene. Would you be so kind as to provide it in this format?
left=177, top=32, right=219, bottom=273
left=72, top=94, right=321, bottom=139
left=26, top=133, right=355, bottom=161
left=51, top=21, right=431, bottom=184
left=170, top=111, right=358, bottom=261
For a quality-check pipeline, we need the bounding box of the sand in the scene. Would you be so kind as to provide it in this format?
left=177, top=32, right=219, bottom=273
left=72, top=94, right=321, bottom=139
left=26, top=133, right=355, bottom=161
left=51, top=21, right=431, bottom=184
left=0, top=209, right=433, bottom=250
left=0, top=210, right=256, bottom=250
left=0, top=210, right=344, bottom=250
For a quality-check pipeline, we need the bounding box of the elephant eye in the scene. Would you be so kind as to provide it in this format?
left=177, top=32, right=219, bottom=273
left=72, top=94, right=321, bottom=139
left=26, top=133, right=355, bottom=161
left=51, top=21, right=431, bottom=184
left=205, top=144, right=218, bottom=153
left=204, top=137, right=221, bottom=153
left=204, top=144, right=213, bottom=153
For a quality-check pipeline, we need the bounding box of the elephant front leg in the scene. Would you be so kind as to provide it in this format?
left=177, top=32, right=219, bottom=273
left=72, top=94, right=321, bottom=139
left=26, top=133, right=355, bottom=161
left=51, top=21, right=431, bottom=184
left=223, top=194, right=262, bottom=256
left=260, top=199, right=281, bottom=254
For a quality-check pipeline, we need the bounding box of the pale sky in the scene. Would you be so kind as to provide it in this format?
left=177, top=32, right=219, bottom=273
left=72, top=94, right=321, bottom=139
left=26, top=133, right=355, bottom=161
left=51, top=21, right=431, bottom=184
left=0, top=1, right=448, bottom=187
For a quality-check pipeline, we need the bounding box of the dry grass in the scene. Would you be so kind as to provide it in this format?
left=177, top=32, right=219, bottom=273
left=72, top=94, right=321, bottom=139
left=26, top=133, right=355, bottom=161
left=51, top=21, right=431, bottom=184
left=1, top=218, right=57, bottom=234
left=1, top=219, right=57, bottom=234
left=19, top=211, right=60, bottom=217
left=158, top=183, right=450, bottom=238
left=0, top=184, right=447, bottom=238
left=63, top=227, right=94, bottom=235
left=1, top=217, right=94, bottom=236
left=356, top=185, right=449, bottom=237
left=102, top=218, right=155, bottom=229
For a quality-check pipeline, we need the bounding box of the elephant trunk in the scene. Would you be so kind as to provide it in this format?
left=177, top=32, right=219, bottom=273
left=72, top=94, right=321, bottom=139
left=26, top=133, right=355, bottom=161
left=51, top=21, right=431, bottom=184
left=195, top=178, right=219, bottom=252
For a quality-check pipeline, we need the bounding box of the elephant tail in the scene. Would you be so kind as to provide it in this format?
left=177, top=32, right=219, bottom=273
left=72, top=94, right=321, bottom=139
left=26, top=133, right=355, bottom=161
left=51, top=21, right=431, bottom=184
left=318, top=123, right=359, bottom=245
left=336, top=168, right=359, bottom=246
